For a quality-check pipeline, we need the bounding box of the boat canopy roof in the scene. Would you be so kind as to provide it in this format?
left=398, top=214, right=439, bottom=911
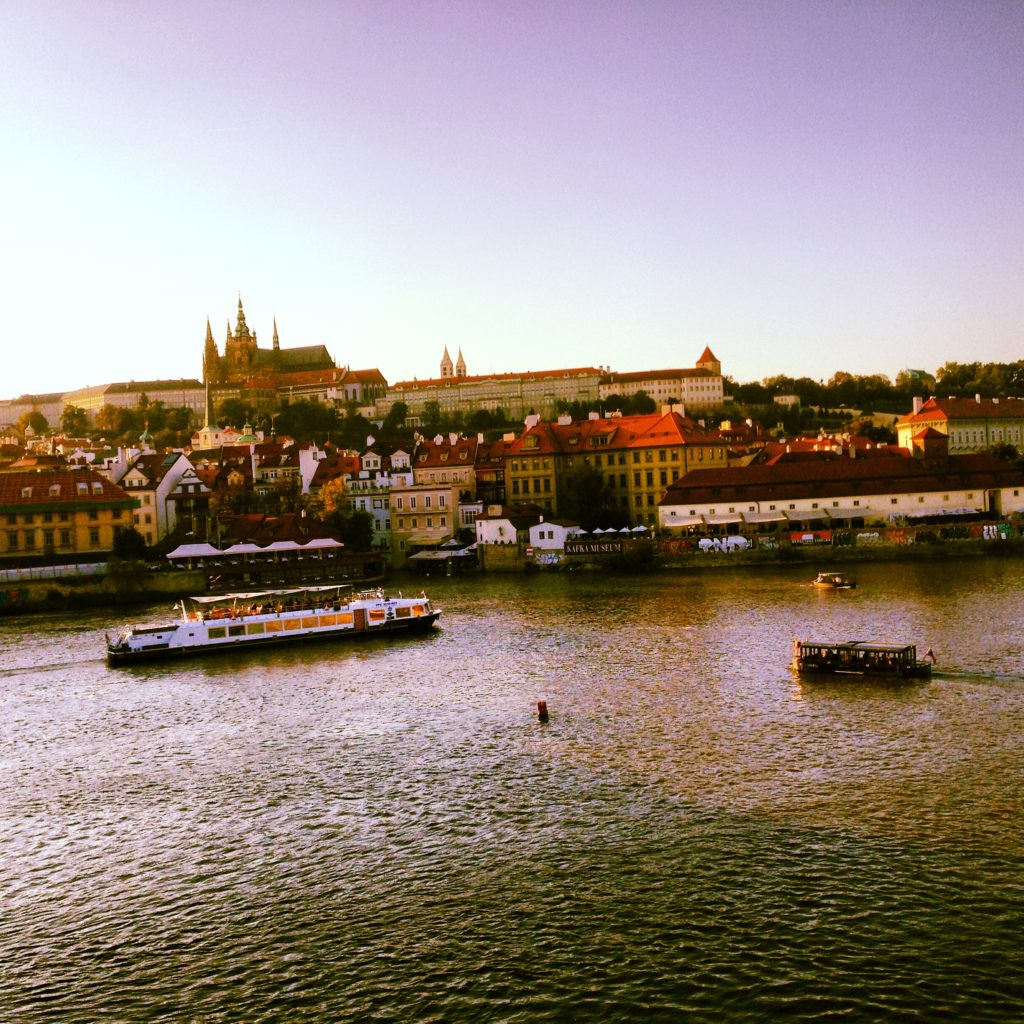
left=187, top=584, right=354, bottom=605
left=798, top=639, right=917, bottom=654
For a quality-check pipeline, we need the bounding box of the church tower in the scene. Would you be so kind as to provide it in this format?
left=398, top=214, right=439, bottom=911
left=440, top=346, right=454, bottom=379
left=455, top=348, right=466, bottom=378
left=696, top=345, right=721, bottom=376
left=202, top=317, right=223, bottom=384
left=225, top=296, right=258, bottom=378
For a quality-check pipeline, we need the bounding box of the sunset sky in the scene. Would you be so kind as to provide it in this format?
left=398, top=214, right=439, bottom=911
left=3, top=1, right=1022, bottom=399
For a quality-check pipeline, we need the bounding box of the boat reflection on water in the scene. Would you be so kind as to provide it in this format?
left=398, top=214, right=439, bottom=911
left=812, top=571, right=857, bottom=590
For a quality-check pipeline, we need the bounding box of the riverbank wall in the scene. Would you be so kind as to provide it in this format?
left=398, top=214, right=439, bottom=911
left=0, top=566, right=207, bottom=616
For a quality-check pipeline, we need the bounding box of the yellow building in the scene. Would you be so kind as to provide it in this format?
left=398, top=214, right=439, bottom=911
left=0, top=468, right=138, bottom=563
left=505, top=411, right=728, bottom=526
left=896, top=396, right=1024, bottom=453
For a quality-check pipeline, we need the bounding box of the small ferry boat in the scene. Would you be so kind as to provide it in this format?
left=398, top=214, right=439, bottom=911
left=812, top=572, right=856, bottom=590
left=107, top=585, right=439, bottom=666
left=792, top=639, right=933, bottom=679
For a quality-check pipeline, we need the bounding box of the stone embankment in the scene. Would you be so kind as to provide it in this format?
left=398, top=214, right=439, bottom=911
left=0, top=564, right=206, bottom=616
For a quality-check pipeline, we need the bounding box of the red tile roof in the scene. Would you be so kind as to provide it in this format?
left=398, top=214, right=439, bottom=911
left=0, top=468, right=136, bottom=509
left=660, top=453, right=1024, bottom=505
left=507, top=411, right=714, bottom=457
left=897, top=396, right=1024, bottom=425
left=414, top=436, right=479, bottom=468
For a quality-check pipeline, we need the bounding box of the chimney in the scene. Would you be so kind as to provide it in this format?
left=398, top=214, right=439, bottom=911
left=912, top=396, right=923, bottom=414
left=449, top=432, right=458, bottom=446
left=588, top=411, right=600, bottom=420
left=976, top=394, right=982, bottom=404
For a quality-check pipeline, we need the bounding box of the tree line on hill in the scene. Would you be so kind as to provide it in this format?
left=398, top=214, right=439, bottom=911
left=11, top=361, right=1024, bottom=451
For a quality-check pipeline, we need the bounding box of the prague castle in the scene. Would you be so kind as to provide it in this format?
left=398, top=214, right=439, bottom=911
left=202, top=298, right=336, bottom=384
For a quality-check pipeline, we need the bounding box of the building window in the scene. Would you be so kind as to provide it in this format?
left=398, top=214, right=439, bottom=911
left=60, top=530, right=71, bottom=546
left=88, top=510, right=99, bottom=521
left=89, top=528, right=100, bottom=546
left=891, top=498, right=898, bottom=505
left=6, top=532, right=17, bottom=550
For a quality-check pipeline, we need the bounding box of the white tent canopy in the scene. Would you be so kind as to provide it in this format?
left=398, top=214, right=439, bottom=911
left=302, top=537, right=344, bottom=549
left=166, top=543, right=222, bottom=560
left=223, top=542, right=264, bottom=555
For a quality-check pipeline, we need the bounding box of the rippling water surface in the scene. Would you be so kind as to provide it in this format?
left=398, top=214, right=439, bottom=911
left=2, top=559, right=1023, bottom=1022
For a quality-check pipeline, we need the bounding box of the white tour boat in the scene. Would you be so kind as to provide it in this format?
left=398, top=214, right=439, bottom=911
left=106, top=584, right=439, bottom=666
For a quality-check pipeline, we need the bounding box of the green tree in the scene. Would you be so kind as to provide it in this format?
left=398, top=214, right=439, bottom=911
left=304, top=478, right=374, bottom=551
left=60, top=405, right=90, bottom=436
left=17, top=411, right=48, bottom=435
left=112, top=526, right=149, bottom=559
left=382, top=400, right=408, bottom=433
left=216, top=399, right=249, bottom=428
left=558, top=465, right=625, bottom=531
left=421, top=401, right=443, bottom=435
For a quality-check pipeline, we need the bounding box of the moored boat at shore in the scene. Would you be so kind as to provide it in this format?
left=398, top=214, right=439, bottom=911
left=106, top=585, right=439, bottom=665
left=792, top=638, right=933, bottom=679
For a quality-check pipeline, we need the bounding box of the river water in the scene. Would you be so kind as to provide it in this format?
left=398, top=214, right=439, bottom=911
left=2, top=559, right=1023, bottom=1022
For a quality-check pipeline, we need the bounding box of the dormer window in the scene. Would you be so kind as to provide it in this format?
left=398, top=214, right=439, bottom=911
left=77, top=482, right=88, bottom=495
left=92, top=482, right=103, bottom=494
left=49, top=484, right=61, bottom=497
left=21, top=487, right=32, bottom=498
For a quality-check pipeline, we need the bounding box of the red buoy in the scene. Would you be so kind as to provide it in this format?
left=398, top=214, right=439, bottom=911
left=537, top=700, right=549, bottom=722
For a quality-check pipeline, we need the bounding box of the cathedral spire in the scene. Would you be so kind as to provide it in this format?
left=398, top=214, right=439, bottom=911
left=203, top=316, right=220, bottom=386
left=235, top=296, right=250, bottom=338
left=272, top=316, right=280, bottom=352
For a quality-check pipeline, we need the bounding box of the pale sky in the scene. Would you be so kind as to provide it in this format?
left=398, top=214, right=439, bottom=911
left=2, top=1, right=1022, bottom=400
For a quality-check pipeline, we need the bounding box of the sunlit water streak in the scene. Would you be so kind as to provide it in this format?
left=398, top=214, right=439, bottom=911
left=2, top=559, right=1023, bottom=1022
